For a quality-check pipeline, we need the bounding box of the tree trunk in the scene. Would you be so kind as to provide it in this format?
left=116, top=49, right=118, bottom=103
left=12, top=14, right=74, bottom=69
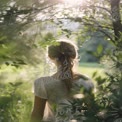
left=111, top=0, right=122, bottom=98
left=110, top=0, right=122, bottom=43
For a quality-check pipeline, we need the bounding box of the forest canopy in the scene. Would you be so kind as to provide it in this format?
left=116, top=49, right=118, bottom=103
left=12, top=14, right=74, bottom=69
left=0, top=0, right=121, bottom=66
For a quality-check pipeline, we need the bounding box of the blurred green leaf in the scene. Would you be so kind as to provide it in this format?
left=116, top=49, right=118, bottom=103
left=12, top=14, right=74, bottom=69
left=97, top=45, right=103, bottom=55
left=92, top=71, right=98, bottom=78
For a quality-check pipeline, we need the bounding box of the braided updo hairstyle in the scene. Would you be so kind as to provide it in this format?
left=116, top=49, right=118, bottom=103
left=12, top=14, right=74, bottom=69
left=48, top=40, right=78, bottom=91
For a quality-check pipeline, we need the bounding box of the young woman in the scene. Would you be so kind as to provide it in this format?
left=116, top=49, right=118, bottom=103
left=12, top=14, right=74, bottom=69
left=30, top=40, right=94, bottom=122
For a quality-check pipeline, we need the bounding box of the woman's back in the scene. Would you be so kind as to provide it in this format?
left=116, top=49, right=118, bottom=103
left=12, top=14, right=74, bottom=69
left=34, top=74, right=94, bottom=122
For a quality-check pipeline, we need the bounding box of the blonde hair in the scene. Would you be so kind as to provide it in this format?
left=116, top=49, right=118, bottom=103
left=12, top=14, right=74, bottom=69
left=48, top=40, right=78, bottom=91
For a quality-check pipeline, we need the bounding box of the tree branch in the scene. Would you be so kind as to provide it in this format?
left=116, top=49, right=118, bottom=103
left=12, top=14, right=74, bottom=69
left=89, top=5, right=111, bottom=14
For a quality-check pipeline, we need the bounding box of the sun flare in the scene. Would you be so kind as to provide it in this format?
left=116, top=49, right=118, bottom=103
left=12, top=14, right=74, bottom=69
left=63, top=0, right=84, bottom=6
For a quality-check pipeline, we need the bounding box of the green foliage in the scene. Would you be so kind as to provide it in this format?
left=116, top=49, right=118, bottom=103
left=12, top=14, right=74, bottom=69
left=0, top=0, right=121, bottom=122
left=0, top=0, right=59, bottom=67
left=57, top=56, right=121, bottom=122
left=97, top=44, right=103, bottom=55
left=0, top=81, right=33, bottom=122
left=37, top=32, right=58, bottom=48
left=78, top=31, right=115, bottom=63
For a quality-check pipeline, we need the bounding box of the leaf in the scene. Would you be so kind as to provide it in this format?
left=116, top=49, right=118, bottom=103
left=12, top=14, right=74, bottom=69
left=97, top=45, right=103, bottom=55
left=9, top=82, right=15, bottom=87
left=0, top=36, right=7, bottom=41
left=2, top=44, right=7, bottom=49
left=92, top=71, right=98, bottom=78
left=9, top=82, right=23, bottom=87
left=14, top=82, right=23, bottom=87
left=62, top=29, right=71, bottom=35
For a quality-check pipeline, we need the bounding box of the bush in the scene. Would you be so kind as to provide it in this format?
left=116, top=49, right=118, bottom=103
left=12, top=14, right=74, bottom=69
left=0, top=81, right=33, bottom=122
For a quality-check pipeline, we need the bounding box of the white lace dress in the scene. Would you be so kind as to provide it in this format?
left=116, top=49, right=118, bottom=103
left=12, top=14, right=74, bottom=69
left=34, top=76, right=94, bottom=122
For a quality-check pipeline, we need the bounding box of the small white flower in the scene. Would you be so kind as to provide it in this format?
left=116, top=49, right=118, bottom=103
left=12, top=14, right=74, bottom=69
left=18, top=100, right=22, bottom=104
